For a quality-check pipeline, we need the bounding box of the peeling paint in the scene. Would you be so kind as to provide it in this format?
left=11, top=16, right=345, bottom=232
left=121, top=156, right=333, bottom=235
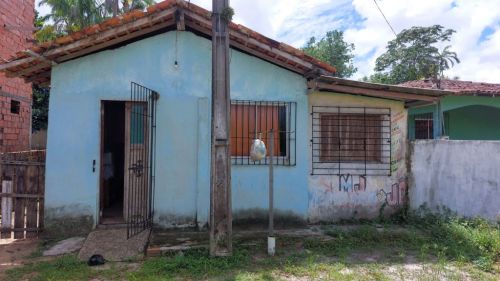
left=307, top=92, right=408, bottom=222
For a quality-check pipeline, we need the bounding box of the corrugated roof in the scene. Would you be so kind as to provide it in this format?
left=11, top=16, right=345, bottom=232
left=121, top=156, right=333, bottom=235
left=400, top=79, right=500, bottom=96
left=0, top=0, right=336, bottom=86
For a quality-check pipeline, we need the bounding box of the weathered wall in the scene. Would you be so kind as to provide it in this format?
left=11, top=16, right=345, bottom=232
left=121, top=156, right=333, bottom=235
left=409, top=140, right=500, bottom=222
left=45, top=31, right=308, bottom=229
left=0, top=0, right=34, bottom=152
left=307, top=92, right=408, bottom=222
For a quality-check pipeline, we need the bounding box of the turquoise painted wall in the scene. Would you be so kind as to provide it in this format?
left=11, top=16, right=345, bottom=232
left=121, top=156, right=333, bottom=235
left=445, top=105, right=500, bottom=140
left=408, top=96, right=500, bottom=140
left=45, top=31, right=308, bottom=228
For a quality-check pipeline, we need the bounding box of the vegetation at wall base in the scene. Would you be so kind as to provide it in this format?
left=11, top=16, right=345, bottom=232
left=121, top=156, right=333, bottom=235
left=6, top=210, right=498, bottom=280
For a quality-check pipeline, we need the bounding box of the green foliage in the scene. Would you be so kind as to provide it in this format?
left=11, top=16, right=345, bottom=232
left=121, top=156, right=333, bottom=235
left=361, top=73, right=393, bottom=84
left=129, top=248, right=251, bottom=280
left=6, top=212, right=499, bottom=280
left=38, top=0, right=156, bottom=37
left=32, top=85, right=50, bottom=131
left=7, top=255, right=89, bottom=280
left=372, top=25, right=460, bottom=84
left=34, top=10, right=57, bottom=43
left=302, top=30, right=357, bottom=78
left=404, top=206, right=500, bottom=271
left=221, top=6, right=235, bottom=22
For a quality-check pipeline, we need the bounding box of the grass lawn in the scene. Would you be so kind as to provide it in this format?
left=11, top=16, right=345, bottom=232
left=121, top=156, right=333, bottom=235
left=6, top=213, right=500, bottom=281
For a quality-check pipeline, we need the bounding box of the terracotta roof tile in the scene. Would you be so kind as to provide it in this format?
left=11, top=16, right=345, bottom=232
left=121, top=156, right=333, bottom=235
left=100, top=17, right=122, bottom=29
left=55, top=35, right=74, bottom=45
left=84, top=24, right=101, bottom=35
left=400, top=79, right=500, bottom=96
left=0, top=0, right=336, bottom=84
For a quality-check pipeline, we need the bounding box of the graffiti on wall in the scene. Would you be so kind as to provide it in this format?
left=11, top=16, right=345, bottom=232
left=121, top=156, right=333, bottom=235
left=338, top=174, right=367, bottom=193
left=390, top=111, right=405, bottom=172
left=377, top=178, right=406, bottom=208
left=316, top=174, right=368, bottom=194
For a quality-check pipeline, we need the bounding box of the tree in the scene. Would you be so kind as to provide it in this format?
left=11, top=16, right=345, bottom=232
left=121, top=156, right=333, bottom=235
left=32, top=86, right=50, bottom=131
left=302, top=30, right=357, bottom=78
left=39, top=0, right=104, bottom=33
left=32, top=1, right=156, bottom=129
left=371, top=25, right=460, bottom=84
left=34, top=10, right=57, bottom=43
left=361, top=73, right=392, bottom=84
left=32, top=12, right=52, bottom=131
left=39, top=0, right=155, bottom=34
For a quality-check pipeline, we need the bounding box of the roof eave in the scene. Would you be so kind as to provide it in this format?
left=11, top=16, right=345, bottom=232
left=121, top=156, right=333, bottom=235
left=308, top=76, right=443, bottom=106
left=0, top=0, right=336, bottom=87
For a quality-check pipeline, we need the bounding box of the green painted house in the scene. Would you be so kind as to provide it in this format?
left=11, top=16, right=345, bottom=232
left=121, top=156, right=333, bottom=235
left=403, top=79, right=500, bottom=140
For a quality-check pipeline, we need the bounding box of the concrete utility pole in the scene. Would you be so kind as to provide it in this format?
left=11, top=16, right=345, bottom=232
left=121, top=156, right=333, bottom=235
left=210, top=0, right=232, bottom=256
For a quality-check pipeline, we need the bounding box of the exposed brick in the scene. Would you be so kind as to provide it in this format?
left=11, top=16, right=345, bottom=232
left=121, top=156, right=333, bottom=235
left=0, top=0, right=33, bottom=152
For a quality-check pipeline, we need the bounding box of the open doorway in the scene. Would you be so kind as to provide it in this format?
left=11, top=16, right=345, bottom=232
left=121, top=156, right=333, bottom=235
left=100, top=101, right=125, bottom=224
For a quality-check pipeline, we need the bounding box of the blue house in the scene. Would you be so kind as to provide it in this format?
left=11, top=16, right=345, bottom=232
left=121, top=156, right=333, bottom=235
left=0, top=1, right=438, bottom=235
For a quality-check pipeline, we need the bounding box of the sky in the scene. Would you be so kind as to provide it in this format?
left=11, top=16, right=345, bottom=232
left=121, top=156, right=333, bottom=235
left=35, top=0, right=500, bottom=83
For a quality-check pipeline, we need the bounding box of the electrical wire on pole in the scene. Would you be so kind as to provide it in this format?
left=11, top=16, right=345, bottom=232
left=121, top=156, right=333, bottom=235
left=373, top=0, right=397, bottom=37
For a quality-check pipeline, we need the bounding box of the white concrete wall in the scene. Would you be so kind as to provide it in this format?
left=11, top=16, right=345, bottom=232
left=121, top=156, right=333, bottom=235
left=409, top=140, right=500, bottom=222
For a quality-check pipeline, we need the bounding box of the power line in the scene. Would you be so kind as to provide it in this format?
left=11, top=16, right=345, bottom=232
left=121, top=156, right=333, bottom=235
left=373, top=0, right=397, bottom=37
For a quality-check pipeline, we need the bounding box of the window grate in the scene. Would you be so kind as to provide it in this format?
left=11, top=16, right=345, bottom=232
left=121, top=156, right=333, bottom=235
left=312, top=106, right=391, bottom=176
left=230, top=100, right=296, bottom=166
left=414, top=113, right=433, bottom=139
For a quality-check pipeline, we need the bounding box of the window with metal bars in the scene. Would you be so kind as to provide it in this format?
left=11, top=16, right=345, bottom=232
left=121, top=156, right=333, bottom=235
left=312, top=106, right=391, bottom=176
left=414, top=113, right=434, bottom=139
left=230, top=100, right=296, bottom=166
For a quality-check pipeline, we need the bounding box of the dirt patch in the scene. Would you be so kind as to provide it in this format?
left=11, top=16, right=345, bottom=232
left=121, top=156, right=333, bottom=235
left=0, top=239, right=39, bottom=279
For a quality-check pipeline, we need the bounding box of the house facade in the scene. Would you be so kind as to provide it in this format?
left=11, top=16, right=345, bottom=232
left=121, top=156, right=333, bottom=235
left=0, top=1, right=437, bottom=234
left=403, top=79, right=500, bottom=140
left=0, top=0, right=34, bottom=152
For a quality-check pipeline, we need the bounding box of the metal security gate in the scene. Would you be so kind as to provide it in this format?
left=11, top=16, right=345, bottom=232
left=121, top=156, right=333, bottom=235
left=125, top=82, right=158, bottom=238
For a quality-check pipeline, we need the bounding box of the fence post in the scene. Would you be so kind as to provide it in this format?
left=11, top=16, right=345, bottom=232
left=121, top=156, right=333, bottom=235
left=1, top=180, right=13, bottom=239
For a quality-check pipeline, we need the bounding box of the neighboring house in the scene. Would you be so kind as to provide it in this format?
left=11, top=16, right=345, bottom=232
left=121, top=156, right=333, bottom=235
left=0, top=0, right=437, bottom=235
left=0, top=0, right=34, bottom=152
left=402, top=79, right=500, bottom=140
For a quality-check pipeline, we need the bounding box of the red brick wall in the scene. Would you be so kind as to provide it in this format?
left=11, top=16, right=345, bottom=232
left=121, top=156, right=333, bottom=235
left=0, top=0, right=35, bottom=152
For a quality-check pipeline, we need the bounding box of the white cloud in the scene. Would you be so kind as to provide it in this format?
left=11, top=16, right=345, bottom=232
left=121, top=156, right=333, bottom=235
left=35, top=0, right=500, bottom=83
left=35, top=0, right=51, bottom=17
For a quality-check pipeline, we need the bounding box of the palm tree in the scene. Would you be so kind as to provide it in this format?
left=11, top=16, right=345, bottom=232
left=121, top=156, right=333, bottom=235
left=436, top=46, right=460, bottom=77
left=39, top=0, right=104, bottom=33
left=39, top=0, right=155, bottom=34
left=431, top=46, right=460, bottom=88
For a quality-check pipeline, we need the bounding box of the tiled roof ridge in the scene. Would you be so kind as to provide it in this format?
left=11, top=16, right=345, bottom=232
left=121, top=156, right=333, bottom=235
left=399, top=78, right=500, bottom=95
left=5, top=0, right=336, bottom=75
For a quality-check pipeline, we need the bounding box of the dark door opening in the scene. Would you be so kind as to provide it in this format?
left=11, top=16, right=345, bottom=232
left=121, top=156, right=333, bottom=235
left=100, top=101, right=125, bottom=224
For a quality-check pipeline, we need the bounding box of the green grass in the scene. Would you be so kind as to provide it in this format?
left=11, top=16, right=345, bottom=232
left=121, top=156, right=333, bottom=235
left=6, top=212, right=499, bottom=281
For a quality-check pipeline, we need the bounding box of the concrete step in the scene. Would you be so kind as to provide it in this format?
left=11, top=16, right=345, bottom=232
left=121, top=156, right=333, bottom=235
left=78, top=228, right=150, bottom=262
left=96, top=223, right=127, bottom=230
